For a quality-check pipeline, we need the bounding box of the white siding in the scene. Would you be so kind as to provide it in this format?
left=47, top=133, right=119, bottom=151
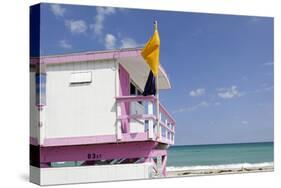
left=30, top=72, right=39, bottom=139
left=44, top=60, right=117, bottom=138
left=31, top=163, right=152, bottom=185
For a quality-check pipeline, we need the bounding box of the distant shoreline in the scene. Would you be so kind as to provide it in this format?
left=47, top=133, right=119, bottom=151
left=166, top=163, right=274, bottom=177
left=171, top=141, right=274, bottom=147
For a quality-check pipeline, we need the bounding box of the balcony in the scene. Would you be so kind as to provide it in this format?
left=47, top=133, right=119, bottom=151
left=116, top=95, right=175, bottom=145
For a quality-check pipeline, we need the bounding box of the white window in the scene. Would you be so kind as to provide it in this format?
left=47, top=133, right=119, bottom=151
left=130, top=81, right=144, bottom=106
left=70, top=71, right=92, bottom=84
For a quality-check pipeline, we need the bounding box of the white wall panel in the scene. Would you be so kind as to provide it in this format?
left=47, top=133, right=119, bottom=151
left=45, top=60, right=117, bottom=138
left=30, top=72, right=39, bottom=139
left=35, top=163, right=151, bottom=185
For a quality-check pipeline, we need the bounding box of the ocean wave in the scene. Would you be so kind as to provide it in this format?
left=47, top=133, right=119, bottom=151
left=166, top=162, right=274, bottom=172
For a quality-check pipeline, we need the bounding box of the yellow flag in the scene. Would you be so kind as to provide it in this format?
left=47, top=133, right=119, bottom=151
left=141, top=29, right=160, bottom=76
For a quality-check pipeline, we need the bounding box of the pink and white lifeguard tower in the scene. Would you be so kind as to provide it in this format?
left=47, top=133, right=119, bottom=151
left=30, top=47, right=175, bottom=185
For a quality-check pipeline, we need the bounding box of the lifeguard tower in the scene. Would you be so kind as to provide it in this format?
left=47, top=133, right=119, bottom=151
left=30, top=47, right=175, bottom=185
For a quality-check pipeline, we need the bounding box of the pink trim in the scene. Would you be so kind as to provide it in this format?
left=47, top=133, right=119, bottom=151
left=43, top=134, right=116, bottom=147
left=116, top=95, right=175, bottom=144
left=116, top=95, right=175, bottom=125
left=117, top=114, right=156, bottom=121
left=40, top=163, right=50, bottom=168
left=30, top=137, right=38, bottom=145
left=122, top=132, right=148, bottom=141
left=31, top=48, right=142, bottom=65
left=119, top=64, right=130, bottom=133
left=39, top=141, right=167, bottom=163
left=159, top=121, right=175, bottom=133
left=159, top=103, right=176, bottom=125
left=162, top=155, right=167, bottom=176
left=118, top=114, right=174, bottom=135
left=41, top=132, right=148, bottom=147
left=116, top=95, right=156, bottom=102
left=30, top=57, right=40, bottom=64
left=30, top=48, right=171, bottom=90
left=30, top=131, right=173, bottom=148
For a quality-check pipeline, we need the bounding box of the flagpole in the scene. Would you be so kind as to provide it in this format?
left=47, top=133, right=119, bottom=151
left=154, top=20, right=160, bottom=140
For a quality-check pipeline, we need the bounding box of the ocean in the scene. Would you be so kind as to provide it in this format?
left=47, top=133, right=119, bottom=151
left=166, top=142, right=273, bottom=171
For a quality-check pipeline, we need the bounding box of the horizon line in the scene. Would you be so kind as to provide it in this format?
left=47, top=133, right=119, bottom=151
left=172, top=140, right=274, bottom=147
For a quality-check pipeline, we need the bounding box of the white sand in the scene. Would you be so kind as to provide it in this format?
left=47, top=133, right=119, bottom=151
left=167, top=165, right=274, bottom=177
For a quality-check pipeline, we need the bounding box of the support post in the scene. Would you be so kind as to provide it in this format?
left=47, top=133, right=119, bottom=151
left=162, top=155, right=167, bottom=177
left=154, top=20, right=161, bottom=140
left=156, top=155, right=162, bottom=177
left=172, top=124, right=175, bottom=143
left=147, top=101, right=154, bottom=139
left=172, top=127, right=175, bottom=144
left=158, top=112, right=162, bottom=141
left=165, top=119, right=168, bottom=141
left=116, top=102, right=122, bottom=140
left=115, top=61, right=122, bottom=140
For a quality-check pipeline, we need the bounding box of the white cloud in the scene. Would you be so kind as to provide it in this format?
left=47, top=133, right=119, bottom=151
left=217, top=86, right=241, bottom=99
left=214, top=102, right=221, bottom=106
left=50, top=4, right=65, bottom=17
left=189, top=88, right=205, bottom=97
left=104, top=34, right=140, bottom=50
left=173, top=101, right=209, bottom=113
left=120, top=38, right=139, bottom=48
left=90, top=7, right=140, bottom=50
left=241, top=120, right=249, bottom=125
left=58, top=40, right=72, bottom=49
left=263, top=62, right=273, bottom=66
left=105, top=34, right=117, bottom=49
left=65, top=20, right=88, bottom=34
left=92, top=7, right=116, bottom=35
left=253, top=85, right=273, bottom=94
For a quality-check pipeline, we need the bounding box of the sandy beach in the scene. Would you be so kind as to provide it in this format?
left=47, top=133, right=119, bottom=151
left=167, top=165, right=274, bottom=177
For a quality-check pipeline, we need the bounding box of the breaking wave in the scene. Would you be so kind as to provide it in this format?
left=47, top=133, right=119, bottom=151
left=166, top=162, right=273, bottom=172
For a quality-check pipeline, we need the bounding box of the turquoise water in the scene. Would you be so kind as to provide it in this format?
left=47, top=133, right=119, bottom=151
left=167, top=142, right=273, bottom=170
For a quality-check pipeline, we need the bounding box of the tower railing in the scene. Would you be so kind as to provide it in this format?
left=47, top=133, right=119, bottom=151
left=116, top=95, right=175, bottom=144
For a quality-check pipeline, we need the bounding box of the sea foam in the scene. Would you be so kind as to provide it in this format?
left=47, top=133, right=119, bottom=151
left=166, top=162, right=273, bottom=172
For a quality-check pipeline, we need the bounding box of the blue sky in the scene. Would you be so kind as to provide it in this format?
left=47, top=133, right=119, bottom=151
left=39, top=3, right=274, bottom=145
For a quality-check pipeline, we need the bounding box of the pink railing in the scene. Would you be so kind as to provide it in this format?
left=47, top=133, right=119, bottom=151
left=116, top=95, right=175, bottom=144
